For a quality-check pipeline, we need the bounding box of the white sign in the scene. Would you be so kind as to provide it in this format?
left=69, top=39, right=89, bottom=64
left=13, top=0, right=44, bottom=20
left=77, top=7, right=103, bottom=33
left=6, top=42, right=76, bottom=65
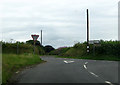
left=89, top=40, right=100, bottom=44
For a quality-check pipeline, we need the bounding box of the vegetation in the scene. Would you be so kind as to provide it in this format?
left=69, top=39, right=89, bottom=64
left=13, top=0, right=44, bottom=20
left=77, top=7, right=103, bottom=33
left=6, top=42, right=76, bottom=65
left=49, top=40, right=120, bottom=61
left=1, top=40, right=55, bottom=84
left=26, top=40, right=43, bottom=47
left=2, top=40, right=46, bottom=84
left=44, top=45, right=55, bottom=53
left=2, top=41, right=45, bottom=55
left=56, top=55, right=120, bottom=61
left=94, top=40, right=120, bottom=56
left=49, top=47, right=70, bottom=55
left=2, top=54, right=44, bottom=84
left=2, top=40, right=120, bottom=84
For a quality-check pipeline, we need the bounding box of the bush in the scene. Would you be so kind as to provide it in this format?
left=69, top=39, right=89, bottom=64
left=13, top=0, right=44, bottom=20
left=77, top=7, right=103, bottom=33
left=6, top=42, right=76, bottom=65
left=49, top=47, right=70, bottom=55
left=2, top=42, right=45, bottom=55
left=44, top=45, right=55, bottom=53
left=95, top=41, right=120, bottom=56
left=50, top=41, right=120, bottom=58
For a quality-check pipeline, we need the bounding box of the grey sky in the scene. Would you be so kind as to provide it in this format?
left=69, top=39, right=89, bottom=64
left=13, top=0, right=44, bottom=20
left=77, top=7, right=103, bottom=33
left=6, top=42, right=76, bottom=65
left=0, top=0, right=119, bottom=48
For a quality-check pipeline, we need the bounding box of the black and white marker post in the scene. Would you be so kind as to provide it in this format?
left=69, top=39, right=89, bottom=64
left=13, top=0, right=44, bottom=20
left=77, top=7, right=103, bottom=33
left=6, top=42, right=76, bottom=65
left=87, top=9, right=90, bottom=53
left=31, top=35, right=39, bottom=54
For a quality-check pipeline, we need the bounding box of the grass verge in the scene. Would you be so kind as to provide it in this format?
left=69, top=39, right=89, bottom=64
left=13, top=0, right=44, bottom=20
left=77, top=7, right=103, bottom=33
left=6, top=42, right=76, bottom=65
left=55, top=55, right=120, bottom=61
left=2, top=53, right=44, bottom=84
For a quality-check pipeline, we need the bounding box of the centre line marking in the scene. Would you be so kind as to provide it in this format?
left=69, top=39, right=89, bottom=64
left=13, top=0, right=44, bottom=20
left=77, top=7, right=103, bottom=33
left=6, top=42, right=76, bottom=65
left=83, top=65, right=87, bottom=69
left=89, top=72, right=98, bottom=77
left=105, top=81, right=114, bottom=85
left=68, top=61, right=74, bottom=63
left=85, top=62, right=88, bottom=64
left=64, top=60, right=68, bottom=63
left=83, top=62, right=114, bottom=85
left=64, top=60, right=74, bottom=64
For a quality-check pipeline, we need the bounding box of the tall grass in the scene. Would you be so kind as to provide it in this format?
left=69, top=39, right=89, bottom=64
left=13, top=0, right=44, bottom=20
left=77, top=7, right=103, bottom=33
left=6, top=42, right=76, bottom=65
left=2, top=54, right=44, bottom=84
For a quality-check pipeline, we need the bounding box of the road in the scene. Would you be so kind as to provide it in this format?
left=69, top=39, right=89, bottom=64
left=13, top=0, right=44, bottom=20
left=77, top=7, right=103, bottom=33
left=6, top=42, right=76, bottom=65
left=14, top=56, right=119, bottom=85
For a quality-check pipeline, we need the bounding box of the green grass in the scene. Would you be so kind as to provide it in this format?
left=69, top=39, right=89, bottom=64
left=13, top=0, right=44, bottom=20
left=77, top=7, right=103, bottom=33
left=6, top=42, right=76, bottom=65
left=55, top=55, right=120, bottom=61
left=2, top=53, right=44, bottom=84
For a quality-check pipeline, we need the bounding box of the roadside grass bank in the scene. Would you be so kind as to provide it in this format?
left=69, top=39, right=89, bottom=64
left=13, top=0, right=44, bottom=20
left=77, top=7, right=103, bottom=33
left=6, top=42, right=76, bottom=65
left=2, top=53, right=44, bottom=84
left=55, top=55, right=120, bottom=61
left=50, top=40, right=120, bottom=61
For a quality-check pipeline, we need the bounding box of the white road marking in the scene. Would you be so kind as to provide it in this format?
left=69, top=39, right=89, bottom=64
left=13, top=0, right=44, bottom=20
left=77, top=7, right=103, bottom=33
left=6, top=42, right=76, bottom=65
left=64, top=60, right=68, bottom=63
left=85, top=62, right=88, bottom=64
left=83, top=65, right=87, bottom=69
left=89, top=72, right=99, bottom=77
left=68, top=61, right=74, bottom=63
left=105, top=81, right=114, bottom=85
left=64, top=60, right=74, bottom=63
left=15, top=71, right=19, bottom=74
left=83, top=62, right=88, bottom=69
left=83, top=62, right=114, bottom=85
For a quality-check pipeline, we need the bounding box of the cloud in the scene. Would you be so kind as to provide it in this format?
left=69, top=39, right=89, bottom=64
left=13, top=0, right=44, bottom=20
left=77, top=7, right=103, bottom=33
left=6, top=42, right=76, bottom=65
left=0, top=0, right=119, bottom=48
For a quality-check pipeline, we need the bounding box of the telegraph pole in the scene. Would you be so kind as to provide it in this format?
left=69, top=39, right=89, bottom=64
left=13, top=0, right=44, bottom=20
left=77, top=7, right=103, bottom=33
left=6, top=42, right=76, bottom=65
left=87, top=9, right=89, bottom=53
left=41, top=30, right=42, bottom=45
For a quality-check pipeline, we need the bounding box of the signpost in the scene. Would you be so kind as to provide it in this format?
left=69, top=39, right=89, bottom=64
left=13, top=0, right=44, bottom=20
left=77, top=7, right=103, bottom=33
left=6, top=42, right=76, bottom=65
left=89, top=40, right=101, bottom=56
left=31, top=35, right=39, bottom=54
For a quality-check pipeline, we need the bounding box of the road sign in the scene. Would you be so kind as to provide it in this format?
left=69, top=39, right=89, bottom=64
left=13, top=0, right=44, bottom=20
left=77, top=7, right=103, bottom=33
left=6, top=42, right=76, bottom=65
left=89, top=40, right=100, bottom=44
left=89, top=41, right=94, bottom=44
left=89, top=40, right=101, bottom=56
left=31, top=35, right=39, bottom=41
left=31, top=34, right=39, bottom=55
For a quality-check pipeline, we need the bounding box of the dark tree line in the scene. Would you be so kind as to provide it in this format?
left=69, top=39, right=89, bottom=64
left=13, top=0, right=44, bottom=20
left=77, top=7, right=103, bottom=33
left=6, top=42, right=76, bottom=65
left=26, top=40, right=55, bottom=53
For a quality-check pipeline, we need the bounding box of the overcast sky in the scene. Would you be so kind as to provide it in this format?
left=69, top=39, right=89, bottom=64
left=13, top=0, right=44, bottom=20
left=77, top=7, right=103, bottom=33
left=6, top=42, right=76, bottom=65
left=0, top=0, right=119, bottom=48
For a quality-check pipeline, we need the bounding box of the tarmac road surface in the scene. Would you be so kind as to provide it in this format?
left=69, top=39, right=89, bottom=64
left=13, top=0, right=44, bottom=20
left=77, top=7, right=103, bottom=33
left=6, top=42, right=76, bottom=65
left=14, top=56, right=119, bottom=85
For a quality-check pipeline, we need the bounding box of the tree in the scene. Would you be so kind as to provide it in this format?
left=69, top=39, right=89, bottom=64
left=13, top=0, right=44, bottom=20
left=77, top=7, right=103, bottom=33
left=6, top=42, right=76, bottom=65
left=44, top=45, right=55, bottom=53
left=26, top=40, right=42, bottom=46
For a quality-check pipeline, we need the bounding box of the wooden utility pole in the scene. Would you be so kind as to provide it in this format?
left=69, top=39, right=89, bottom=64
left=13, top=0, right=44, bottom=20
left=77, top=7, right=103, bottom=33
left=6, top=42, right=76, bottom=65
left=41, top=30, right=42, bottom=45
left=87, top=9, right=89, bottom=53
